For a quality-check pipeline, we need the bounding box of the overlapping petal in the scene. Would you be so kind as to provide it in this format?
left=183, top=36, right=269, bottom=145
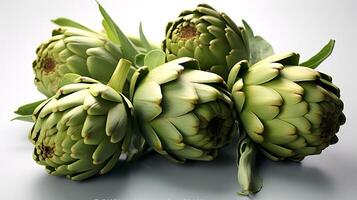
left=229, top=52, right=345, bottom=161
left=30, top=78, right=132, bottom=180
left=163, top=4, right=249, bottom=80
left=33, top=27, right=123, bottom=97
left=132, top=58, right=237, bottom=162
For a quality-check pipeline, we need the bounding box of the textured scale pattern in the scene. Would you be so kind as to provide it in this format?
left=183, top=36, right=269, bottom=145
left=132, top=58, right=237, bottom=162
left=230, top=53, right=345, bottom=161
left=163, top=4, right=249, bottom=80
left=33, top=27, right=122, bottom=97
left=29, top=77, right=132, bottom=180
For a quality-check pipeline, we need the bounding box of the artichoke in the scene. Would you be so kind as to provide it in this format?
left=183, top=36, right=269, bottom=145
left=33, top=26, right=124, bottom=97
left=228, top=52, right=345, bottom=161
left=29, top=59, right=133, bottom=180
left=163, top=4, right=249, bottom=80
left=130, top=56, right=237, bottom=162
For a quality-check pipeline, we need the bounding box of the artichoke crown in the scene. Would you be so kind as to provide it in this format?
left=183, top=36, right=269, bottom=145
left=30, top=62, right=133, bottom=180
left=228, top=52, right=345, bottom=161
left=163, top=4, right=249, bottom=80
left=130, top=57, right=237, bottom=162
left=33, top=26, right=123, bottom=97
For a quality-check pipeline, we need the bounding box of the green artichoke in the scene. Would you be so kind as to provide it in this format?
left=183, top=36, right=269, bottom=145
left=130, top=56, right=237, bottom=162
left=33, top=26, right=124, bottom=97
left=163, top=4, right=249, bottom=80
left=29, top=59, right=133, bottom=180
left=228, top=52, right=345, bottom=161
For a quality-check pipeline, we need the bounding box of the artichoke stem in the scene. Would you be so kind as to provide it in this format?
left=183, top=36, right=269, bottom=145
left=237, top=132, right=262, bottom=195
left=107, top=59, right=131, bottom=93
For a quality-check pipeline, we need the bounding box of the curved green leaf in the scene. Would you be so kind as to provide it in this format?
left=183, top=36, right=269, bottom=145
left=11, top=115, right=33, bottom=122
left=97, top=1, right=139, bottom=63
left=300, top=40, right=335, bottom=69
left=139, top=22, right=156, bottom=51
left=14, top=99, right=46, bottom=116
left=51, top=17, right=95, bottom=32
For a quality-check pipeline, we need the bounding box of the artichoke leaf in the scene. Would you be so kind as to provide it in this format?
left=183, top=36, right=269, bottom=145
left=97, top=2, right=138, bottom=63
left=14, top=99, right=47, bottom=116
left=52, top=17, right=95, bottom=33
left=58, top=73, right=82, bottom=88
left=242, top=20, right=274, bottom=65
left=11, top=115, right=34, bottom=122
left=300, top=40, right=335, bottom=69
left=139, top=22, right=158, bottom=51
left=13, top=99, right=48, bottom=122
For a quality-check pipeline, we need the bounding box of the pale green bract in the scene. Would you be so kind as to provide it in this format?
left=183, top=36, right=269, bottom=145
left=29, top=60, right=134, bottom=180
left=131, top=57, right=237, bottom=162
left=163, top=4, right=249, bottom=80
left=33, top=26, right=124, bottom=97
left=228, top=52, right=345, bottom=161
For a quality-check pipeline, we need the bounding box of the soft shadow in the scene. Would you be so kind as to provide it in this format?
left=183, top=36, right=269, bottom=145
left=29, top=162, right=132, bottom=200
left=23, top=136, right=338, bottom=200
left=252, top=156, right=336, bottom=199
left=28, top=143, right=238, bottom=200
left=129, top=143, right=239, bottom=194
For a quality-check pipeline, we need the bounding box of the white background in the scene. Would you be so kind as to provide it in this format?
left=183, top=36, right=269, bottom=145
left=1, top=0, right=356, bottom=199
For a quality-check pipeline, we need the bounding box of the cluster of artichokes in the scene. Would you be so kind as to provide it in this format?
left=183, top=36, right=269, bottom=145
left=14, top=2, right=345, bottom=195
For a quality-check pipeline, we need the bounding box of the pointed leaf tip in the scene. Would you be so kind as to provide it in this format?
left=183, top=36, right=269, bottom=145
left=14, top=99, right=46, bottom=115
left=11, top=115, right=34, bottom=122
left=97, top=1, right=139, bottom=62
left=139, top=22, right=156, bottom=51
left=51, top=17, right=94, bottom=32
left=242, top=20, right=254, bottom=37
left=300, top=39, right=335, bottom=69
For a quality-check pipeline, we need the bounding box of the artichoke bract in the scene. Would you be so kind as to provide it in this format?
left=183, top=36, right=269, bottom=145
left=130, top=57, right=237, bottom=162
left=33, top=26, right=123, bottom=97
left=163, top=4, right=249, bottom=80
left=228, top=52, right=345, bottom=161
left=29, top=59, right=133, bottom=180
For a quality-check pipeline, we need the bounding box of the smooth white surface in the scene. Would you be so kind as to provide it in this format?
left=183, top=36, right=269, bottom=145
left=1, top=0, right=356, bottom=199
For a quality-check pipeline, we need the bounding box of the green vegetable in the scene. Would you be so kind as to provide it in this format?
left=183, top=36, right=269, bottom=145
left=33, top=17, right=157, bottom=97
left=228, top=48, right=345, bottom=195
left=95, top=2, right=238, bottom=162
left=130, top=51, right=237, bottom=162
left=33, top=26, right=124, bottom=97
left=228, top=51, right=345, bottom=161
left=29, top=59, right=134, bottom=180
left=163, top=4, right=249, bottom=80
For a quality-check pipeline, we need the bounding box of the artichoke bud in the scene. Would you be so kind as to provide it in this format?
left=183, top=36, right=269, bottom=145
left=33, top=26, right=123, bottom=97
left=29, top=60, right=134, bottom=180
left=228, top=52, right=345, bottom=161
left=163, top=4, right=249, bottom=81
left=131, top=57, right=238, bottom=162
